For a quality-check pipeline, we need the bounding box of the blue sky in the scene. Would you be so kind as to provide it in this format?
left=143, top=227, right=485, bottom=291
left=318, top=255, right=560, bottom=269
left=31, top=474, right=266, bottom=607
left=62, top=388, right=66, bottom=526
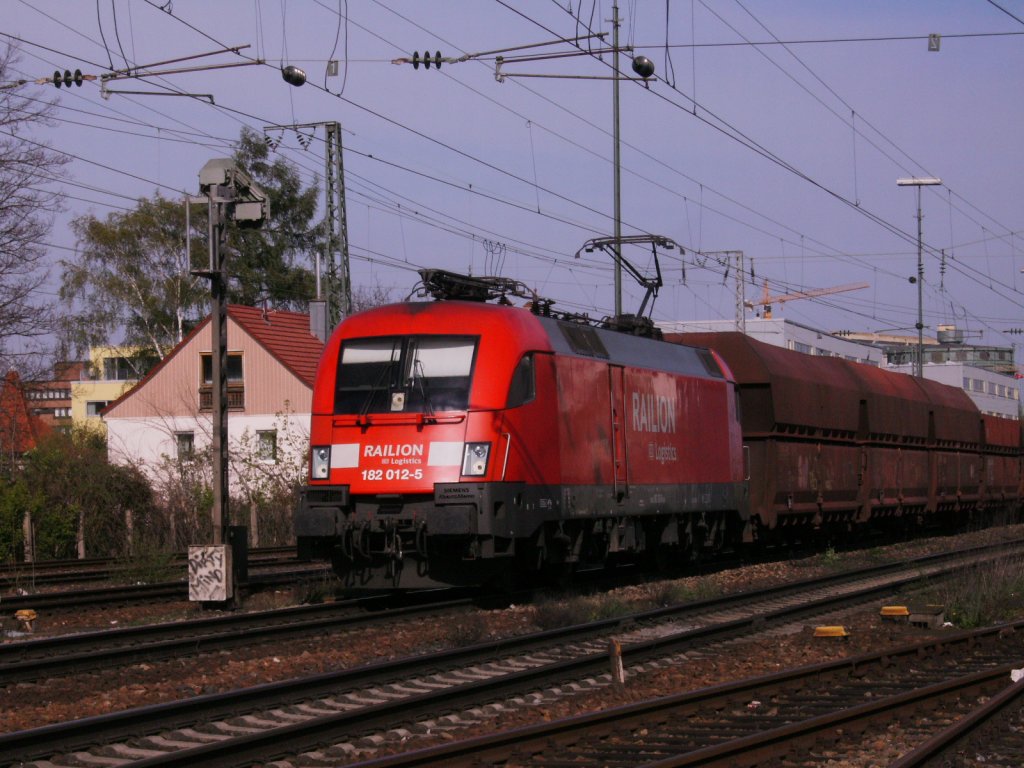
left=4, top=1, right=1023, bottom=362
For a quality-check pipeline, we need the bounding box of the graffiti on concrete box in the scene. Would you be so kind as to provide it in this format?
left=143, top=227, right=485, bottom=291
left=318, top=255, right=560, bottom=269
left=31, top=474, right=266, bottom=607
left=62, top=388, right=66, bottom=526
left=188, top=545, right=233, bottom=601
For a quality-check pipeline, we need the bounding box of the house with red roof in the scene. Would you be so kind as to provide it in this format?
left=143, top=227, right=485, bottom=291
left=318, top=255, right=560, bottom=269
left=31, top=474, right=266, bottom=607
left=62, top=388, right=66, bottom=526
left=103, top=306, right=324, bottom=487
left=1, top=370, right=50, bottom=467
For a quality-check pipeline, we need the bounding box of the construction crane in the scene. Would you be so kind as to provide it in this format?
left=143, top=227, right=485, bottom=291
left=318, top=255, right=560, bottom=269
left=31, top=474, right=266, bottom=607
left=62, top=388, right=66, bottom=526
left=745, top=280, right=869, bottom=319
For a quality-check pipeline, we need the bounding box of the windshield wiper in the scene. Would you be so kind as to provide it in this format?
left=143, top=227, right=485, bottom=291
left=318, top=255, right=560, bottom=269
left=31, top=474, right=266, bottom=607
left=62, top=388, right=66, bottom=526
left=411, top=359, right=435, bottom=417
left=359, top=345, right=399, bottom=417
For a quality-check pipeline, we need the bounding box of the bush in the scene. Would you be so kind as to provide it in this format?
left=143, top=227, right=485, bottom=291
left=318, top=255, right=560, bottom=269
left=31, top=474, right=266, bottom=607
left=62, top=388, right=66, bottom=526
left=4, top=428, right=156, bottom=561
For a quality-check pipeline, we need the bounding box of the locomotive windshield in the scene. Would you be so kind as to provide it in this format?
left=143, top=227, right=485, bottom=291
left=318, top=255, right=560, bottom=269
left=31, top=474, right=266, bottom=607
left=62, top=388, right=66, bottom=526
left=334, top=335, right=478, bottom=414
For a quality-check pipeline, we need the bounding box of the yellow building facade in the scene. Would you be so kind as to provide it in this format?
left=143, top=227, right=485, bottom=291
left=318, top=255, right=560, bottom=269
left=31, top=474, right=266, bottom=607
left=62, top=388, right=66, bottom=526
left=70, top=347, right=154, bottom=433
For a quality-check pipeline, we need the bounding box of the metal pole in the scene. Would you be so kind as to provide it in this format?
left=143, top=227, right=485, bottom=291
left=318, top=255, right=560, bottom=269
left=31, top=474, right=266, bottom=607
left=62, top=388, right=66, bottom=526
left=735, top=251, right=746, bottom=335
left=612, top=2, right=622, bottom=319
left=207, top=192, right=228, bottom=546
left=326, top=122, right=352, bottom=321
left=915, top=185, right=924, bottom=378
left=263, top=121, right=350, bottom=326
left=897, top=177, right=940, bottom=378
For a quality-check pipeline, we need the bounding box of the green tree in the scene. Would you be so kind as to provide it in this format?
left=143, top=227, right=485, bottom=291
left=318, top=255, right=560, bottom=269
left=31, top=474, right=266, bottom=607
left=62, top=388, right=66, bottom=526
left=61, top=195, right=207, bottom=360
left=226, top=127, right=319, bottom=310
left=0, top=478, right=40, bottom=563
left=60, top=127, right=320, bottom=361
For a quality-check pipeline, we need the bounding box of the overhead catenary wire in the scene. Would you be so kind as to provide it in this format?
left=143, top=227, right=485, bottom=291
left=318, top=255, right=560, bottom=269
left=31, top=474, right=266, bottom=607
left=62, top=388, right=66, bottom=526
left=525, top=0, right=1024, bottom=335
left=4, top=3, right=1019, bottom=337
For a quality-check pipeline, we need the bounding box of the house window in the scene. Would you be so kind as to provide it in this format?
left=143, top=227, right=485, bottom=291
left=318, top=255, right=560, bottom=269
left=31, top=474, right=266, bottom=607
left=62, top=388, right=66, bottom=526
left=201, top=353, right=244, bottom=384
left=257, top=430, right=277, bottom=462
left=103, top=356, right=135, bottom=381
left=86, top=400, right=110, bottom=417
left=199, top=352, right=245, bottom=411
left=176, top=432, right=195, bottom=460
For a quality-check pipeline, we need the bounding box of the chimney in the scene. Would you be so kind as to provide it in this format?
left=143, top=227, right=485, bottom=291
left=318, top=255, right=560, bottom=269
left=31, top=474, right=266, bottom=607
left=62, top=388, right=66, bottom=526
left=309, top=299, right=329, bottom=343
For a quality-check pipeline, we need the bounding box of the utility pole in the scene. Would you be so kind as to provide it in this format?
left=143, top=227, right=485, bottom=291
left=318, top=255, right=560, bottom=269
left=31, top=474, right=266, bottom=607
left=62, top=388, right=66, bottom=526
left=264, top=121, right=351, bottom=329
left=325, top=122, right=352, bottom=326
left=897, top=177, right=942, bottom=378
left=698, top=251, right=747, bottom=334
left=611, top=1, right=623, bottom=319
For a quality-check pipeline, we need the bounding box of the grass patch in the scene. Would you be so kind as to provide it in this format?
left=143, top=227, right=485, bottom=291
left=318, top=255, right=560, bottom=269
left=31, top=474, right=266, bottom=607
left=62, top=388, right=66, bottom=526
left=116, top=544, right=177, bottom=584
left=649, top=579, right=721, bottom=607
left=444, top=613, right=489, bottom=647
left=818, top=547, right=842, bottom=569
left=293, top=571, right=339, bottom=604
left=917, top=555, right=1024, bottom=629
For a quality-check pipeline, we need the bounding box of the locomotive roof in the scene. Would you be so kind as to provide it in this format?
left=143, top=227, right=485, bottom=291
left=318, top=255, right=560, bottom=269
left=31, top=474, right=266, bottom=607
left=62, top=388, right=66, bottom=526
left=339, top=300, right=728, bottom=382
left=537, top=316, right=727, bottom=381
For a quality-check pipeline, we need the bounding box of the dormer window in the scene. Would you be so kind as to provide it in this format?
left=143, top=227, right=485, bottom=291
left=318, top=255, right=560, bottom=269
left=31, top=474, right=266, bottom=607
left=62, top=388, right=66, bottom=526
left=199, top=352, right=245, bottom=411
left=201, top=353, right=244, bottom=383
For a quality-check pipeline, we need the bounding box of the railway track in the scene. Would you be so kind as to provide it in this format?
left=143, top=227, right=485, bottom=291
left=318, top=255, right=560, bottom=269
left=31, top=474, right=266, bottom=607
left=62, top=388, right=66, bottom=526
left=4, top=540, right=1022, bottom=767
left=0, top=592, right=470, bottom=683
left=0, top=562, right=332, bottom=613
left=0, top=546, right=298, bottom=589
left=352, top=621, right=1024, bottom=767
left=890, top=671, right=1024, bottom=768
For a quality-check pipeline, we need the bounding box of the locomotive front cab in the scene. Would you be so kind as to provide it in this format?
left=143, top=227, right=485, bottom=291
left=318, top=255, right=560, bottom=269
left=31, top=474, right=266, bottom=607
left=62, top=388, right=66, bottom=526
left=296, top=301, right=550, bottom=588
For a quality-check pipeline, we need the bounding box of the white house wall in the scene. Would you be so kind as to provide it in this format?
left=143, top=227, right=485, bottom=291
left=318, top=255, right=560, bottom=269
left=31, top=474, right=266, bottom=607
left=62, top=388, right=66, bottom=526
left=106, top=412, right=311, bottom=492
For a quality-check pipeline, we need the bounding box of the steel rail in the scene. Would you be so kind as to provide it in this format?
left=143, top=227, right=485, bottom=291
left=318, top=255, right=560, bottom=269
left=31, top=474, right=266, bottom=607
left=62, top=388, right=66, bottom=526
left=0, top=546, right=298, bottom=582
left=343, top=634, right=1023, bottom=767
left=3, top=538, right=1017, bottom=681
left=0, top=563, right=331, bottom=612
left=889, top=672, right=1024, bottom=767
left=0, top=593, right=470, bottom=683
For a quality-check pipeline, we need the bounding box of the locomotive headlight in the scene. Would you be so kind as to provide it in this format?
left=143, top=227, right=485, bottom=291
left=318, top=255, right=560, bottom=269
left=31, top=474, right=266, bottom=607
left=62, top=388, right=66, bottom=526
left=311, top=446, right=331, bottom=479
left=461, top=442, right=491, bottom=476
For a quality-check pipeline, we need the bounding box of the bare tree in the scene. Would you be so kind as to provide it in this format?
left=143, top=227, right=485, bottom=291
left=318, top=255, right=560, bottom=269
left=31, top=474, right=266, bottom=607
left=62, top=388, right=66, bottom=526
left=350, top=281, right=396, bottom=313
left=0, top=43, right=68, bottom=376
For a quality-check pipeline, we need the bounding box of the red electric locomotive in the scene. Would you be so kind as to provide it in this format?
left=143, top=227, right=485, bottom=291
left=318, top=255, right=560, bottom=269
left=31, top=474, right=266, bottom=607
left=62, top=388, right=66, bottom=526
left=296, top=270, right=747, bottom=588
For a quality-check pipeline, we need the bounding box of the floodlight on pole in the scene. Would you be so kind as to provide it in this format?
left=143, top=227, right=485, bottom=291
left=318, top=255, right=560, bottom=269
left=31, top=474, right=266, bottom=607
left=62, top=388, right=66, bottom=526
left=896, top=176, right=942, bottom=378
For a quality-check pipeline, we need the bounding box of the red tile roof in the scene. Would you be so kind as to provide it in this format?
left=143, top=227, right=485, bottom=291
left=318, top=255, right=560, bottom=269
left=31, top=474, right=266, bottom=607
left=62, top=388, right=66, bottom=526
left=227, top=305, right=324, bottom=385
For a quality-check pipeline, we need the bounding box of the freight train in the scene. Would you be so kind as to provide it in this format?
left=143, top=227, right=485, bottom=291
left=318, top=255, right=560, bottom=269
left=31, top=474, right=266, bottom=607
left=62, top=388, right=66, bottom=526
left=295, top=269, right=1023, bottom=589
